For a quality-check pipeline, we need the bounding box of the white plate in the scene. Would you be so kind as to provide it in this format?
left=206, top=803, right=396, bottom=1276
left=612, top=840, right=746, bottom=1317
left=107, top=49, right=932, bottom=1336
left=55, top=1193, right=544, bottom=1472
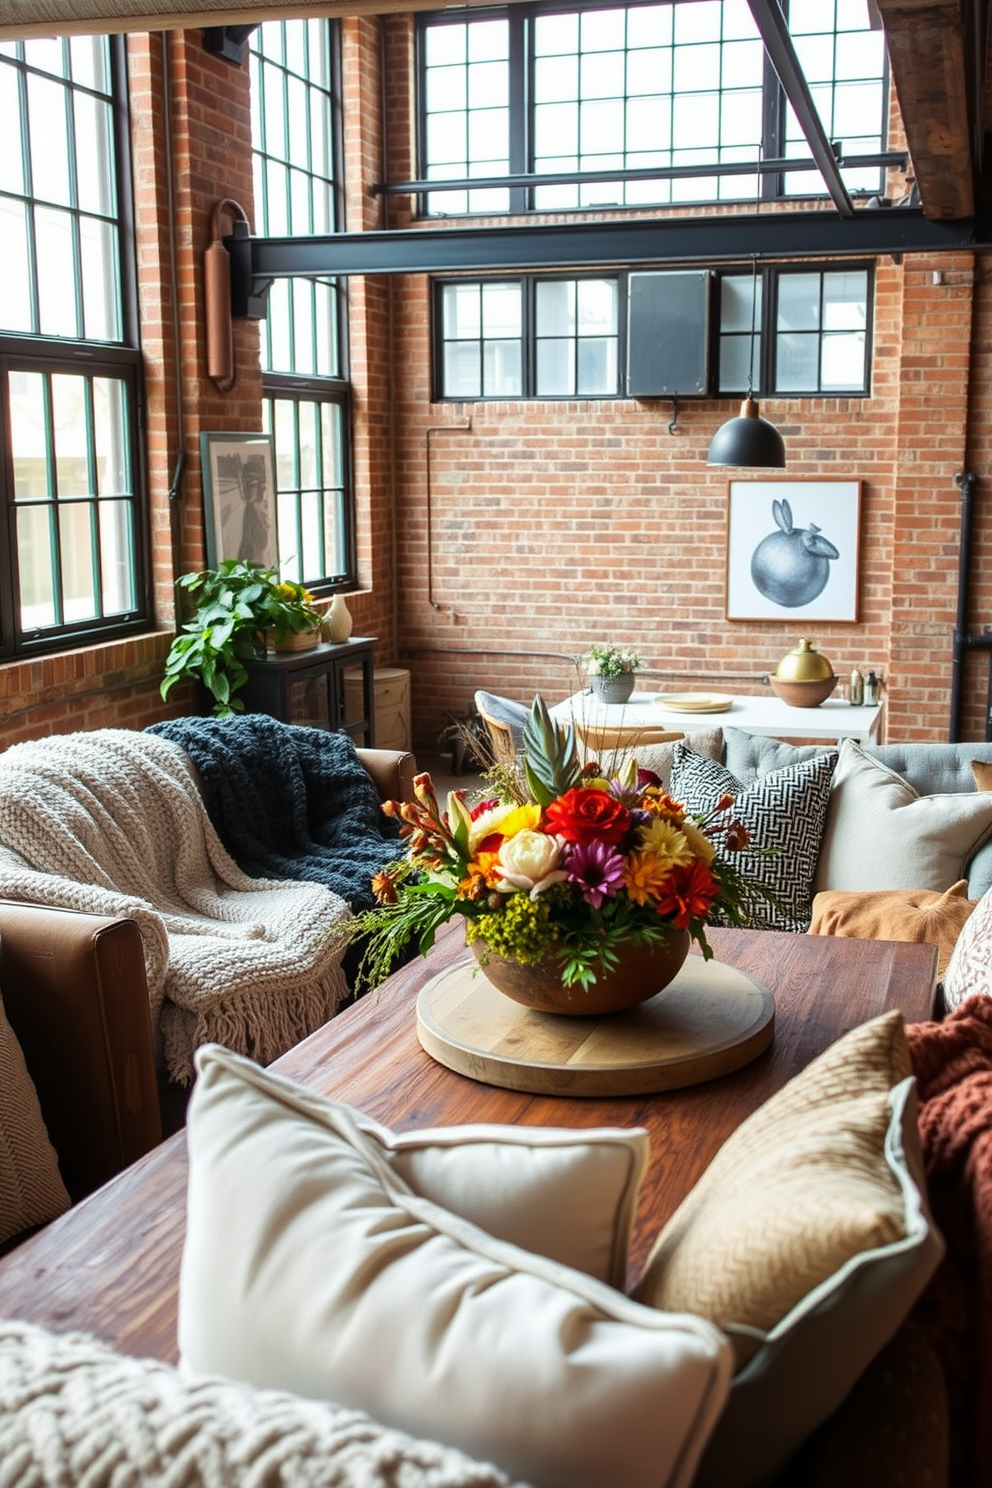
left=655, top=693, right=734, bottom=714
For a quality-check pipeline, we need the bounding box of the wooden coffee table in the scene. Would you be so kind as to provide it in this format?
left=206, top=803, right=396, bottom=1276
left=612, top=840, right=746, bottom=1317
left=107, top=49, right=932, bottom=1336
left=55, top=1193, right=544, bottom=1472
left=0, top=925, right=937, bottom=1364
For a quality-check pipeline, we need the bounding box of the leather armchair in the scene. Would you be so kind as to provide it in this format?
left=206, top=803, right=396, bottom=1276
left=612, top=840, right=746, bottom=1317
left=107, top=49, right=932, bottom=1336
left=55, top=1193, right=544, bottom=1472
left=0, top=902, right=162, bottom=1205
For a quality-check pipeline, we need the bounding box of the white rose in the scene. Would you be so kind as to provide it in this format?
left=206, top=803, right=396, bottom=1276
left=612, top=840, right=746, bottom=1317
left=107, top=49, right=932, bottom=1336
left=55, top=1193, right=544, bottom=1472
left=495, top=830, right=568, bottom=898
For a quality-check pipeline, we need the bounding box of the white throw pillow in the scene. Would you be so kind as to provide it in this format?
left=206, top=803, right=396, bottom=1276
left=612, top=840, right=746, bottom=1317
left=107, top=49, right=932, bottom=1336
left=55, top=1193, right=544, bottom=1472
left=941, top=883, right=992, bottom=1011
left=351, top=1108, right=647, bottom=1288
left=180, top=1044, right=732, bottom=1488
left=814, top=740, right=992, bottom=895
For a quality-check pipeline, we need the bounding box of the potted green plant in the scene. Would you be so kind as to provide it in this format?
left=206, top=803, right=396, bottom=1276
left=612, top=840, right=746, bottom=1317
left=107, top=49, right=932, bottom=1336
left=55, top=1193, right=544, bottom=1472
left=583, top=644, right=643, bottom=704
left=160, top=560, right=322, bottom=716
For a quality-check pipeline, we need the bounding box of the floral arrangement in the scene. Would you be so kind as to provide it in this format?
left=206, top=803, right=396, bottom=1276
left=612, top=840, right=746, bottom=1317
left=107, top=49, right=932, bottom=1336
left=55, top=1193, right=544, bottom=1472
left=349, top=698, right=767, bottom=993
left=161, top=560, right=322, bottom=716
left=584, top=643, right=643, bottom=678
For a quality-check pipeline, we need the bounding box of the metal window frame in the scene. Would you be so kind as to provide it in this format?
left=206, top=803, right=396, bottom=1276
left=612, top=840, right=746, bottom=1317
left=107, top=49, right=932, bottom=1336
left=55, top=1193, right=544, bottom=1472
left=0, top=339, right=149, bottom=655
left=433, top=269, right=623, bottom=400
left=262, top=372, right=356, bottom=594
left=716, top=260, right=874, bottom=398
left=0, top=35, right=149, bottom=657
left=414, top=0, right=890, bottom=216
left=249, top=18, right=354, bottom=592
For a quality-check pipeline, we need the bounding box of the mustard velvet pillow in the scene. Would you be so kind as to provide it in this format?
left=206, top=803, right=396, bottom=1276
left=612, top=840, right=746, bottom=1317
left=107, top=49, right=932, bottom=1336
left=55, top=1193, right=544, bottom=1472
left=809, top=880, right=976, bottom=979
left=0, top=986, right=70, bottom=1249
left=633, top=1011, right=944, bottom=1488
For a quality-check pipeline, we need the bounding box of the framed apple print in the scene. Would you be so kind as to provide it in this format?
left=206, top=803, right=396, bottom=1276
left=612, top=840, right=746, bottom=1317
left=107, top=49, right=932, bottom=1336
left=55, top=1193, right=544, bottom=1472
left=725, top=479, right=862, bottom=622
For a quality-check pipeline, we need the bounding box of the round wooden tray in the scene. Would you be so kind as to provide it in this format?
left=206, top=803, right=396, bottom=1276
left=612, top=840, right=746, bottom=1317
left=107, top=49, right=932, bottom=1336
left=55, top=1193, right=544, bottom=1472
left=416, top=955, right=775, bottom=1097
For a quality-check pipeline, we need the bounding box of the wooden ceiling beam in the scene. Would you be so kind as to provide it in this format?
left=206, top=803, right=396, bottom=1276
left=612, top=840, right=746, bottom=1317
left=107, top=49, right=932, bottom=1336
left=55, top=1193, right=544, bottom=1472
left=876, top=0, right=977, bottom=219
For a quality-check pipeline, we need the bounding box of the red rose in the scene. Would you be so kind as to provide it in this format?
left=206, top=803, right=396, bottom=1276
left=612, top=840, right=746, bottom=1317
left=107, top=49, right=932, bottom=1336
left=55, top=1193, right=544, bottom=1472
left=543, top=788, right=631, bottom=847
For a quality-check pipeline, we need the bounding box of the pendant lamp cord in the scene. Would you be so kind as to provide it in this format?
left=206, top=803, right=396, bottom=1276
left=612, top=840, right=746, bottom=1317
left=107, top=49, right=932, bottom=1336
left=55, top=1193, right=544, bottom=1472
left=747, top=143, right=763, bottom=403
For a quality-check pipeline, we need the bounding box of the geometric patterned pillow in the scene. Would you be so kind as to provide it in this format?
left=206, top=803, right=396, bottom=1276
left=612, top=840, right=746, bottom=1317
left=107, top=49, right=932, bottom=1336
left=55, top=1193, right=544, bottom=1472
left=669, top=743, right=838, bottom=932
left=941, top=883, right=992, bottom=1011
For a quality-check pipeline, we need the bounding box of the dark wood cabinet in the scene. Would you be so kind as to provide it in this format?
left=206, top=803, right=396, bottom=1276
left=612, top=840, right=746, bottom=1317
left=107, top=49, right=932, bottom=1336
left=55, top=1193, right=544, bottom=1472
left=238, top=637, right=377, bottom=744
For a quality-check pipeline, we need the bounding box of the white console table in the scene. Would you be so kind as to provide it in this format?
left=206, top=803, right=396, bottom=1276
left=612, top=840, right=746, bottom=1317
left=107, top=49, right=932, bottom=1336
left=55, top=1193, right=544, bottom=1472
left=549, top=690, right=885, bottom=745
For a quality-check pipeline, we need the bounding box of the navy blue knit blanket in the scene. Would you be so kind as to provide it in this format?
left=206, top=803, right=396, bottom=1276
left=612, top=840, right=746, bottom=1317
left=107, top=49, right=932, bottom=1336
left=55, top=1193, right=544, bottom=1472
left=147, top=715, right=401, bottom=913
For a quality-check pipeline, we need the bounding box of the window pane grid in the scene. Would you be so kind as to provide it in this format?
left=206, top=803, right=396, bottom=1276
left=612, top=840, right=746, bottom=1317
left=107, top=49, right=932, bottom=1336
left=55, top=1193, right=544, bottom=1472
left=264, top=392, right=349, bottom=585
left=438, top=276, right=619, bottom=399
left=717, top=266, right=870, bottom=395
left=252, top=21, right=353, bottom=593
left=421, top=1, right=886, bottom=213
left=8, top=360, right=140, bottom=636
left=251, top=21, right=340, bottom=380
left=0, top=40, right=123, bottom=341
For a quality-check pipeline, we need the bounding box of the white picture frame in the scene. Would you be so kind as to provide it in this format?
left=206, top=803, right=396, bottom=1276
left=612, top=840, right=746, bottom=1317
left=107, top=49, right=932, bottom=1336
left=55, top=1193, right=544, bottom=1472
left=725, top=479, right=862, bottom=623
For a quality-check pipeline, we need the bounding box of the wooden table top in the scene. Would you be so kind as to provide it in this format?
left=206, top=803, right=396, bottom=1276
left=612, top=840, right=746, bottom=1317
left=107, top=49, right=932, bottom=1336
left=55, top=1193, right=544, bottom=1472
left=0, top=925, right=937, bottom=1365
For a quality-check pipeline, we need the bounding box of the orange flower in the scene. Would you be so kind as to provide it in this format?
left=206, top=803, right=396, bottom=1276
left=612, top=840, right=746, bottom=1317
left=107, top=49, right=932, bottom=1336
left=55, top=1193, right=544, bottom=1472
left=653, top=859, right=720, bottom=930
left=544, top=788, right=631, bottom=846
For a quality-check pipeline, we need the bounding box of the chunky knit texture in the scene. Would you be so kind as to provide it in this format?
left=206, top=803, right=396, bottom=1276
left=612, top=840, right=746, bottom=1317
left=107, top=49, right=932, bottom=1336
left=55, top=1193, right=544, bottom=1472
left=906, top=996, right=992, bottom=1488
left=0, top=729, right=349, bottom=1083
left=0, top=1319, right=519, bottom=1488
left=147, top=714, right=400, bottom=912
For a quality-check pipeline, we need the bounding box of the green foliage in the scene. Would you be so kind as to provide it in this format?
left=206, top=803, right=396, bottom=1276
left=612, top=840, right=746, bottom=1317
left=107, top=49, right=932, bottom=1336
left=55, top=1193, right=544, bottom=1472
left=583, top=643, right=643, bottom=678
left=160, top=560, right=321, bottom=717
left=521, top=695, right=582, bottom=807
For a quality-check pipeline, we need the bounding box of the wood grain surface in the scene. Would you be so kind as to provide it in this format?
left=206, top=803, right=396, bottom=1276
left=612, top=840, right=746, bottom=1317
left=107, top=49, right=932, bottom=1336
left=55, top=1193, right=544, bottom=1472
left=416, top=955, right=775, bottom=1095
left=0, top=924, right=937, bottom=1366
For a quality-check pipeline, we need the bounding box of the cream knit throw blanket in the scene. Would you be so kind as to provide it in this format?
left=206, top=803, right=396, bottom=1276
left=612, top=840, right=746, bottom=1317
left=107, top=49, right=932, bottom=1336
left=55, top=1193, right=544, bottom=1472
left=0, top=729, right=350, bottom=1083
left=0, top=1320, right=518, bottom=1488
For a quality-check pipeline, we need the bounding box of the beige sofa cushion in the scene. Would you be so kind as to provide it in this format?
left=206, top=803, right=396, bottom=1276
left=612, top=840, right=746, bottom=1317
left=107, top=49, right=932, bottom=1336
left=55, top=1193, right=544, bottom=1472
left=180, top=1044, right=732, bottom=1488
left=0, top=984, right=69, bottom=1249
left=814, top=740, right=992, bottom=894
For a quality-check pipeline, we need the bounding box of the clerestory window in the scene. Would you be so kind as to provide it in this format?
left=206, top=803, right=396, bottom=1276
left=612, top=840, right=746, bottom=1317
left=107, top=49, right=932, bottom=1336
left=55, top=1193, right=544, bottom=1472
left=418, top=0, right=888, bottom=216
left=434, top=264, right=871, bottom=399
left=0, top=35, right=148, bottom=655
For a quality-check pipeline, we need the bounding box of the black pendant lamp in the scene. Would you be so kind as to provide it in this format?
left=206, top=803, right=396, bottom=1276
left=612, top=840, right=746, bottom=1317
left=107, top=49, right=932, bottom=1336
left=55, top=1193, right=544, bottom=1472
left=708, top=257, right=786, bottom=470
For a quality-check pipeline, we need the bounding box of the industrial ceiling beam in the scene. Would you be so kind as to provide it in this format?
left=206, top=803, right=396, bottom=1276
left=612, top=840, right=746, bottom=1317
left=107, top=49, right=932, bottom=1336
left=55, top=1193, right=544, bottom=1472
left=240, top=208, right=978, bottom=294
left=746, top=0, right=856, bottom=218
left=875, top=0, right=977, bottom=220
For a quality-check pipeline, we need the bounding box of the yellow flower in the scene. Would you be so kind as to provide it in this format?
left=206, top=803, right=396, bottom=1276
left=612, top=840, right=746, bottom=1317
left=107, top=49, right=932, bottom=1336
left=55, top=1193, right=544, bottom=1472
left=621, top=851, right=676, bottom=905
left=682, top=820, right=718, bottom=865
left=636, top=818, right=694, bottom=870
left=468, top=800, right=540, bottom=852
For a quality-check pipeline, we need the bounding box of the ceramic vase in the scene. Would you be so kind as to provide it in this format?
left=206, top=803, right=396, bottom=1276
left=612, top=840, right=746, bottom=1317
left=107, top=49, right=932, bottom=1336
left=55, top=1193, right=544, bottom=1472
left=471, top=931, right=690, bottom=1017
left=592, top=673, right=636, bottom=705
left=322, top=593, right=354, bottom=644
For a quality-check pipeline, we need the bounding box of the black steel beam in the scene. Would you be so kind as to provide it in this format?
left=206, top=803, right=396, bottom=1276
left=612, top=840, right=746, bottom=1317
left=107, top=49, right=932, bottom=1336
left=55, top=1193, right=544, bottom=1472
left=248, top=208, right=979, bottom=283
left=374, top=152, right=908, bottom=198
left=747, top=0, right=855, bottom=218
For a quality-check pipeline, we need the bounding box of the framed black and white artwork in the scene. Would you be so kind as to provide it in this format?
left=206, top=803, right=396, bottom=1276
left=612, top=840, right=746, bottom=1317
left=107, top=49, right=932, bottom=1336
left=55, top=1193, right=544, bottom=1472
left=725, top=479, right=862, bottom=623
left=200, top=431, right=278, bottom=568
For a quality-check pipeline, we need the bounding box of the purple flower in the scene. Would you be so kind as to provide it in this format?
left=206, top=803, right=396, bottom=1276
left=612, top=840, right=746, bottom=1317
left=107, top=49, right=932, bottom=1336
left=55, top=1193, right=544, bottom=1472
left=566, top=839, right=625, bottom=908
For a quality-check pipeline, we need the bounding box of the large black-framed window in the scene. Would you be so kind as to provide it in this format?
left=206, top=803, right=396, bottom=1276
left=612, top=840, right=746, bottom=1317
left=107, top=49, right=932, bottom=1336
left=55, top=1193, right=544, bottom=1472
left=718, top=264, right=873, bottom=396
left=0, top=34, right=148, bottom=656
left=250, top=19, right=355, bottom=591
left=417, top=0, right=888, bottom=216
left=434, top=274, right=622, bottom=399
left=434, top=263, right=872, bottom=400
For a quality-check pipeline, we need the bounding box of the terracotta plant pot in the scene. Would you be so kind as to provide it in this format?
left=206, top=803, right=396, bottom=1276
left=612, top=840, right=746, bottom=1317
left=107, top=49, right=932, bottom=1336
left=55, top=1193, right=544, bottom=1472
left=471, top=931, right=691, bottom=1017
